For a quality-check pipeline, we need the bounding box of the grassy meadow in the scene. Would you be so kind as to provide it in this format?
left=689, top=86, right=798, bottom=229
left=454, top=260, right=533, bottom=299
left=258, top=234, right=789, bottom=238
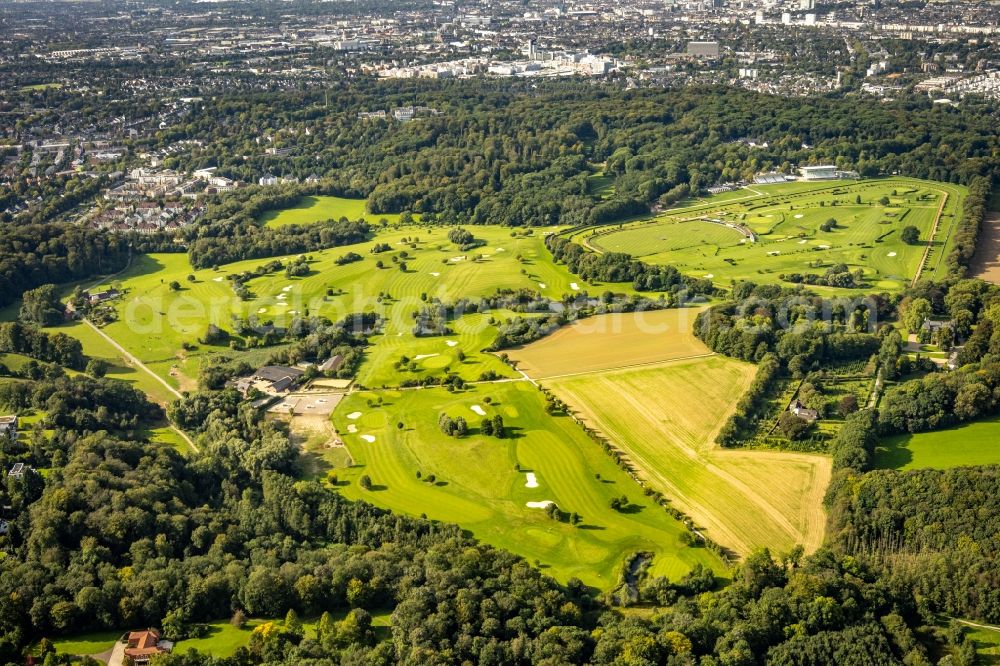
left=574, top=178, right=966, bottom=291
left=258, top=195, right=409, bottom=227
left=330, top=381, right=725, bottom=588
left=873, top=415, right=1000, bottom=470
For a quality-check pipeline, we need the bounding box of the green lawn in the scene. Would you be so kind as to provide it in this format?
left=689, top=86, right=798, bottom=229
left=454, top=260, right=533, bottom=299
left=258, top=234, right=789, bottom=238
left=874, top=415, right=1000, bottom=470
left=965, top=623, right=1000, bottom=665
left=586, top=169, right=616, bottom=200
left=43, top=318, right=181, bottom=405
left=51, top=629, right=123, bottom=657
left=571, top=178, right=966, bottom=292
left=19, top=82, right=63, bottom=91
left=258, top=195, right=409, bottom=227
left=331, top=381, right=725, bottom=588
left=357, top=312, right=517, bottom=388
left=591, top=220, right=746, bottom=258
left=0, top=352, right=40, bottom=373
left=144, top=423, right=193, bottom=455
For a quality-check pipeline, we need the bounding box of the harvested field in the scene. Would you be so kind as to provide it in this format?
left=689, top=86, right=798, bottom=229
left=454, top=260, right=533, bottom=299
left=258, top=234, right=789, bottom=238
left=505, top=307, right=710, bottom=378
left=543, top=356, right=832, bottom=556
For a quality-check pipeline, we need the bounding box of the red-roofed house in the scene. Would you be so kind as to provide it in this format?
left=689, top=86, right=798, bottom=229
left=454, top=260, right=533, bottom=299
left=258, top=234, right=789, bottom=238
left=124, top=629, right=171, bottom=664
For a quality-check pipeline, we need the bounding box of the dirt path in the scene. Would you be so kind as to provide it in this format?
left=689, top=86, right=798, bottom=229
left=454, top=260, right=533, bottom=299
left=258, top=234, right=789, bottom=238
left=910, top=190, right=949, bottom=287
left=81, top=319, right=199, bottom=453
left=958, top=619, right=1000, bottom=633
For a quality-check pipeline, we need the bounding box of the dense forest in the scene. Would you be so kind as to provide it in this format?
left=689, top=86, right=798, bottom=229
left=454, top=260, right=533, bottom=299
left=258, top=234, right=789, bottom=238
left=158, top=82, right=998, bottom=226
left=0, top=224, right=130, bottom=309
left=0, top=369, right=984, bottom=665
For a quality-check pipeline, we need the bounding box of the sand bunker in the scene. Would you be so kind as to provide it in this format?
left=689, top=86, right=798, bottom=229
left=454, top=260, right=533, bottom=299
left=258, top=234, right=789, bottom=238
left=360, top=435, right=376, bottom=443
left=538, top=283, right=547, bottom=289
left=526, top=500, right=555, bottom=509
left=347, top=412, right=362, bottom=420
left=414, top=353, right=438, bottom=361
left=525, top=472, right=539, bottom=488
left=704, top=274, right=714, bottom=278
left=794, top=214, right=804, bottom=219
left=213, top=276, right=224, bottom=282
left=257, top=308, right=267, bottom=314
left=570, top=282, right=580, bottom=290
left=470, top=405, right=486, bottom=416
left=430, top=272, right=440, bottom=277
left=446, top=340, right=459, bottom=347
left=282, top=285, right=294, bottom=292
left=347, top=424, right=358, bottom=433
left=888, top=252, right=898, bottom=257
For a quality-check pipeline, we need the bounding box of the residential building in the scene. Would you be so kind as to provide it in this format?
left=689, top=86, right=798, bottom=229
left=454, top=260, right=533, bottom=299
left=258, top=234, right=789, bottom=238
left=125, top=629, right=172, bottom=664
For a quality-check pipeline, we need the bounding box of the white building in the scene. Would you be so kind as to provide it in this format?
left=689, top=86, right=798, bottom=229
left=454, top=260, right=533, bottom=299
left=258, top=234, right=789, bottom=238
left=799, top=165, right=837, bottom=180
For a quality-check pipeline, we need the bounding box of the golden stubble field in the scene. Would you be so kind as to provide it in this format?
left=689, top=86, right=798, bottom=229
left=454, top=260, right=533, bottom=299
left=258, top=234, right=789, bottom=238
left=513, top=310, right=833, bottom=556
left=505, top=307, right=712, bottom=379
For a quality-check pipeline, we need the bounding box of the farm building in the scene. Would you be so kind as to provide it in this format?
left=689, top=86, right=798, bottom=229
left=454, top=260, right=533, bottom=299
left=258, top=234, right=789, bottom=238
left=789, top=400, right=819, bottom=422
left=87, top=288, right=121, bottom=304
left=124, top=629, right=172, bottom=664
left=799, top=165, right=837, bottom=180
left=318, top=354, right=345, bottom=373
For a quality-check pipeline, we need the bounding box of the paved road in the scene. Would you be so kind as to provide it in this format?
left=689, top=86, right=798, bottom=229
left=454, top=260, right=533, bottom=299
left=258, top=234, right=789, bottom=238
left=82, top=319, right=200, bottom=453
